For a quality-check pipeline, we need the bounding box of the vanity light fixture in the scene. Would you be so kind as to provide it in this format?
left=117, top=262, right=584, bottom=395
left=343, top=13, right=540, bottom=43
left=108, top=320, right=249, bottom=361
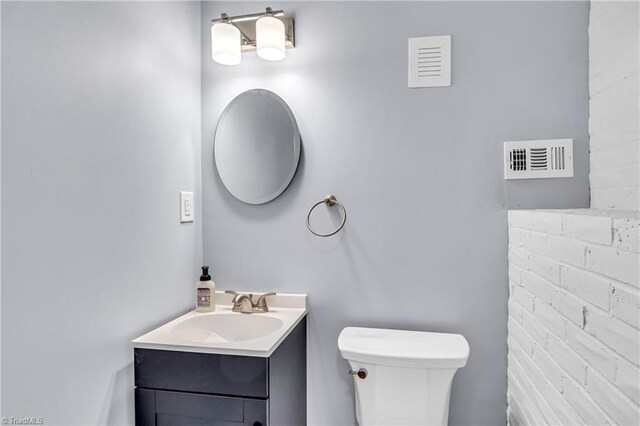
left=210, top=7, right=294, bottom=65
left=211, top=16, right=242, bottom=66
left=256, top=13, right=286, bottom=61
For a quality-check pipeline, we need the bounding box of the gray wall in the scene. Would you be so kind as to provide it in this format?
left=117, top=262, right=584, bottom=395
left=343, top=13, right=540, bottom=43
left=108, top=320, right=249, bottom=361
left=1, top=2, right=201, bottom=424
left=201, top=2, right=589, bottom=425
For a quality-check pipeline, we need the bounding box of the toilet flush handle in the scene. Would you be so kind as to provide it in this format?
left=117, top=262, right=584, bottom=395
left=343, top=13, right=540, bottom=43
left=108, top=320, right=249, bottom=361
left=348, top=369, right=367, bottom=379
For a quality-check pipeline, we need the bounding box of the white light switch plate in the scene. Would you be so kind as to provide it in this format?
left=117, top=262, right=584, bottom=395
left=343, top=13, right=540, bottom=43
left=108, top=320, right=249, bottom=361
left=180, top=191, right=194, bottom=223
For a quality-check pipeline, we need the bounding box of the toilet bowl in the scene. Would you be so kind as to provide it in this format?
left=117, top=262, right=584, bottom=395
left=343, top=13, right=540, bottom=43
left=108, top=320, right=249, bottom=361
left=338, top=327, right=470, bottom=426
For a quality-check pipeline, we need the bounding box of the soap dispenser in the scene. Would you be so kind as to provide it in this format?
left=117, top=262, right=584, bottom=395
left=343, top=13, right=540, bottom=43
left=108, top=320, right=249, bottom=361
left=196, top=266, right=216, bottom=312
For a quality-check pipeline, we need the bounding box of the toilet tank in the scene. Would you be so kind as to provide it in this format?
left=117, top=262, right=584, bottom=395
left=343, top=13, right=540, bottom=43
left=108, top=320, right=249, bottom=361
left=338, top=327, right=470, bottom=426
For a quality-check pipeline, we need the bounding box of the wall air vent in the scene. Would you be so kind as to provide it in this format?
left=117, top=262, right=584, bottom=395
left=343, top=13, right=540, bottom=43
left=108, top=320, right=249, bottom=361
left=504, top=139, right=573, bottom=179
left=408, top=35, right=451, bottom=88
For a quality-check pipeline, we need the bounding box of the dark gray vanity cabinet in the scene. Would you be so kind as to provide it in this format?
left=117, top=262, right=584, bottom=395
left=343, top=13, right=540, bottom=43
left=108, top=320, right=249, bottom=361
left=134, top=318, right=306, bottom=426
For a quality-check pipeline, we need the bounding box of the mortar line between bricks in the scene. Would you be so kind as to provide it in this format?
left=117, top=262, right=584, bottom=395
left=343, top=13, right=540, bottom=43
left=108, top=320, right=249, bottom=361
left=507, top=364, right=559, bottom=426
left=590, top=141, right=640, bottom=153
left=512, top=294, right=570, bottom=352
left=520, top=247, right=638, bottom=306
left=510, top=295, right=637, bottom=424
left=516, top=265, right=640, bottom=365
left=516, top=253, right=611, bottom=319
left=510, top=225, right=639, bottom=251
left=585, top=353, right=640, bottom=412
left=589, top=73, right=639, bottom=96
left=506, top=394, right=535, bottom=426
left=522, top=316, right=617, bottom=426
left=507, top=369, right=548, bottom=425
left=507, top=396, right=538, bottom=426
left=558, top=262, right=640, bottom=296
left=565, top=317, right=639, bottom=371
left=590, top=139, right=640, bottom=152
left=584, top=333, right=640, bottom=369
left=589, top=182, right=640, bottom=189
left=508, top=356, right=562, bottom=425
left=507, top=339, right=574, bottom=424
left=513, top=279, right=639, bottom=382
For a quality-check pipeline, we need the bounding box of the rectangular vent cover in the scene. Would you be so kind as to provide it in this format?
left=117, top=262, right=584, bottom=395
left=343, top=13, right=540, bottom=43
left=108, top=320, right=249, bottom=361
left=408, top=35, right=451, bottom=88
left=504, top=139, right=573, bottom=179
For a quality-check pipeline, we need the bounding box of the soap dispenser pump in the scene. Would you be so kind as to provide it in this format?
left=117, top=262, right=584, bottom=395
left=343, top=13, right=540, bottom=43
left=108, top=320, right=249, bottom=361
left=196, top=266, right=216, bottom=312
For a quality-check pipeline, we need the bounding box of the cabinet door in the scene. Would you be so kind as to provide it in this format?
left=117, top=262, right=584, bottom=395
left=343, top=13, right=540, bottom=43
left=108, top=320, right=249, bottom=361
left=135, top=389, right=268, bottom=426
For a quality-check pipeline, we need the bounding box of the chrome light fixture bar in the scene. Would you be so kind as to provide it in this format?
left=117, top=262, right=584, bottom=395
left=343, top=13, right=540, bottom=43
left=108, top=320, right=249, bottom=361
left=211, top=7, right=294, bottom=65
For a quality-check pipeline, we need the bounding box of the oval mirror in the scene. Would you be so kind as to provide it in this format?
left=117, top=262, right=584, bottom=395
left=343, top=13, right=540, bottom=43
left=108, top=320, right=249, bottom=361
left=214, top=89, right=301, bottom=204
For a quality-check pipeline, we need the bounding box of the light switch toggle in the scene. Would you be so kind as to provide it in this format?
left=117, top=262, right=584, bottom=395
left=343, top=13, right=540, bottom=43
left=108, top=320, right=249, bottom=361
left=180, top=191, right=194, bottom=223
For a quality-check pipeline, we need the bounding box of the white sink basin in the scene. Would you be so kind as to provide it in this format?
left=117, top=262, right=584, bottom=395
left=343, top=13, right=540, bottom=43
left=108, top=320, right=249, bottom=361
left=171, top=314, right=284, bottom=343
left=132, top=291, right=307, bottom=357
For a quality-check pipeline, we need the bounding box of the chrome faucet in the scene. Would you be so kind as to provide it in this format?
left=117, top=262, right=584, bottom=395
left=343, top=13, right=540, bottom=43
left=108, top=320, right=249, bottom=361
left=225, top=291, right=276, bottom=314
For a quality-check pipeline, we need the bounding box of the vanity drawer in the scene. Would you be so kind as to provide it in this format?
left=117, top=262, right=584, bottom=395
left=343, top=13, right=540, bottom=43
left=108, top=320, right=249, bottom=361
left=136, top=388, right=268, bottom=426
left=134, top=349, right=268, bottom=398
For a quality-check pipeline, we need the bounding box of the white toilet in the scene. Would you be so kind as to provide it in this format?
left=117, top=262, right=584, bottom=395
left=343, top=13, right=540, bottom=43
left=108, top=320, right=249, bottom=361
left=338, top=327, right=470, bottom=426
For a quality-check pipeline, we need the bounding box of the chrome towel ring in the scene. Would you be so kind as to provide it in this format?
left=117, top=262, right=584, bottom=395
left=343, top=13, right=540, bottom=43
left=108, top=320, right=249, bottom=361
left=306, top=195, right=347, bottom=237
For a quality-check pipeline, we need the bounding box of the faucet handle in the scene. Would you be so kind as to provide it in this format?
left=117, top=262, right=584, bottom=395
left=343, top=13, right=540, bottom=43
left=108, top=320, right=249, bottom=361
left=224, top=290, right=240, bottom=301
left=255, top=292, right=276, bottom=312
left=225, top=291, right=255, bottom=313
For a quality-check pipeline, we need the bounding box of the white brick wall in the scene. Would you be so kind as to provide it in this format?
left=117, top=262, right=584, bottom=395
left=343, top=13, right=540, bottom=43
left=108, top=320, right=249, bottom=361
left=507, top=209, right=639, bottom=425
left=589, top=1, right=640, bottom=210
left=508, top=4, right=639, bottom=424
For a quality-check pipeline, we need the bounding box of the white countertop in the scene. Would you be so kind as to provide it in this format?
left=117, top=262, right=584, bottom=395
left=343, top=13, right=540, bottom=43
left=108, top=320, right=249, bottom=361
left=132, top=292, right=308, bottom=357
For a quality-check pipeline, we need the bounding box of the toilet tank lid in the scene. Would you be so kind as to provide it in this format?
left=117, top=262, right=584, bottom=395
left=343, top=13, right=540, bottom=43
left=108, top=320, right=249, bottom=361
left=338, top=327, right=470, bottom=368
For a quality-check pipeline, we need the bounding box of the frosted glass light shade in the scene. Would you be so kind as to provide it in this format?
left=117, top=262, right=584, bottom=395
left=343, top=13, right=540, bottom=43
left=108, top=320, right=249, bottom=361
left=256, top=16, right=286, bottom=61
left=211, top=22, right=241, bottom=66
